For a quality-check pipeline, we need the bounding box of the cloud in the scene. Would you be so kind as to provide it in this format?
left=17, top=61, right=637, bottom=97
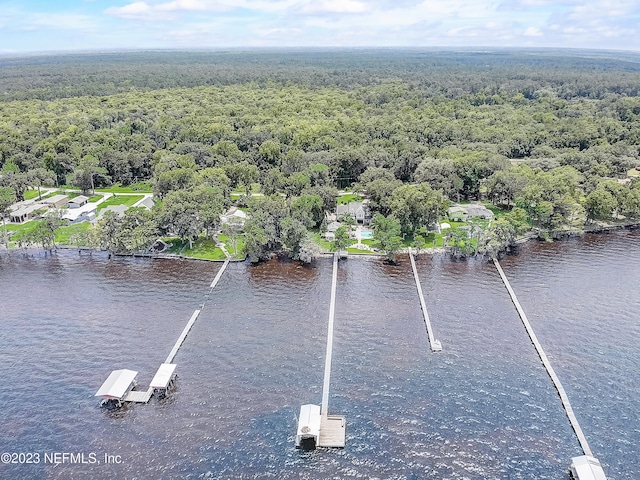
left=105, top=0, right=234, bottom=20
left=104, top=2, right=156, bottom=20
left=523, top=26, right=543, bottom=36
left=299, top=0, right=368, bottom=15
left=24, top=13, right=97, bottom=31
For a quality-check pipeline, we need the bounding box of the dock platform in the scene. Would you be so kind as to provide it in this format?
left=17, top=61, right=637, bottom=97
left=318, top=415, right=346, bottom=448
left=124, top=387, right=153, bottom=403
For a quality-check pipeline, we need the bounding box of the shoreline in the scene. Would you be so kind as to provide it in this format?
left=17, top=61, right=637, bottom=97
left=3, top=221, right=639, bottom=263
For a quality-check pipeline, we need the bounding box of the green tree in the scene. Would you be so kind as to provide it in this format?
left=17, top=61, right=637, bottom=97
left=584, top=188, right=617, bottom=222
left=117, top=208, right=158, bottom=253
left=69, top=155, right=108, bottom=195
left=371, top=213, right=403, bottom=262
left=27, top=168, right=56, bottom=200
left=261, top=168, right=286, bottom=195
left=296, top=234, right=321, bottom=263
left=225, top=161, right=259, bottom=194
left=221, top=217, right=244, bottom=258
left=445, top=228, right=475, bottom=258
left=285, top=172, right=311, bottom=197
left=258, top=140, right=282, bottom=165
left=1, top=159, right=30, bottom=201
left=26, top=209, right=65, bottom=251
left=0, top=186, right=16, bottom=249
left=333, top=225, right=351, bottom=253
left=413, top=157, right=462, bottom=199
left=290, top=194, right=323, bottom=228
left=193, top=185, right=227, bottom=238
left=154, top=189, right=204, bottom=249
left=389, top=183, right=447, bottom=235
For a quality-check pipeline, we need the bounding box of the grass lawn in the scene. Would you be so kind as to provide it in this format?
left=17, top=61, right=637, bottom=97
left=88, top=194, right=103, bottom=202
left=217, top=233, right=246, bottom=259
left=23, top=190, right=42, bottom=200
left=231, top=183, right=261, bottom=195
left=6, top=221, right=39, bottom=240
left=443, top=220, right=467, bottom=228
left=96, top=194, right=144, bottom=211
left=183, top=238, right=227, bottom=260
left=95, top=182, right=153, bottom=193
left=55, top=222, right=90, bottom=245
left=162, top=235, right=243, bottom=260
left=337, top=193, right=362, bottom=204
left=347, top=247, right=368, bottom=254
left=484, top=202, right=509, bottom=219
left=424, top=232, right=445, bottom=248
left=310, top=229, right=333, bottom=252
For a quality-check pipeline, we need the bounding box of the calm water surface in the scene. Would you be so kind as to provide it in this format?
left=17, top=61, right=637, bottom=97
left=0, top=231, right=638, bottom=479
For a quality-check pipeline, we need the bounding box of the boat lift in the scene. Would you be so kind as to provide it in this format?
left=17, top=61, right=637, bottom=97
left=95, top=369, right=139, bottom=407
left=149, top=363, right=178, bottom=397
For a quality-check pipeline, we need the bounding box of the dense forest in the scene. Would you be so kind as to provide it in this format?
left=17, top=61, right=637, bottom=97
left=2, top=48, right=640, bottom=260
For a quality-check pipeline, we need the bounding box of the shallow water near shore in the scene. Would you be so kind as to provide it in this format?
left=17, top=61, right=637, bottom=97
left=0, top=230, right=638, bottom=479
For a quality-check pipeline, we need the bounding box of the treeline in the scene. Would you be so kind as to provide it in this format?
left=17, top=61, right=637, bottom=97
left=2, top=49, right=640, bottom=258
left=3, top=49, right=640, bottom=102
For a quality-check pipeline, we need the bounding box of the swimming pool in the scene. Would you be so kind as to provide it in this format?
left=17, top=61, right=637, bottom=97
left=360, top=231, right=373, bottom=239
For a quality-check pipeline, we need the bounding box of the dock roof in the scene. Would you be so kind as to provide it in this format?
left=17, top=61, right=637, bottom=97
left=149, top=363, right=177, bottom=389
left=95, top=369, right=138, bottom=400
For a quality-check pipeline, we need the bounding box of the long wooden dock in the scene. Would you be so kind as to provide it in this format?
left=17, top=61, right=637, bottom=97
left=164, top=258, right=230, bottom=364
left=321, top=252, right=339, bottom=419
left=318, top=252, right=346, bottom=447
left=409, top=248, right=442, bottom=352
left=493, top=258, right=594, bottom=458
left=97, top=259, right=231, bottom=407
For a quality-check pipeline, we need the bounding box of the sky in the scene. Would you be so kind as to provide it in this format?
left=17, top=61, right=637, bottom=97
left=0, top=0, right=639, bottom=53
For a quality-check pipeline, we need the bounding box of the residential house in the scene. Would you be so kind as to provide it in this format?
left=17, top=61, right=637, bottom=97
left=10, top=203, right=44, bottom=223
left=61, top=203, right=98, bottom=223
left=221, top=207, right=248, bottom=225
left=68, top=195, right=89, bottom=208
left=42, top=194, right=69, bottom=208
left=136, top=196, right=155, bottom=210
left=447, top=203, right=494, bottom=221
left=336, top=201, right=372, bottom=224
left=97, top=205, right=128, bottom=220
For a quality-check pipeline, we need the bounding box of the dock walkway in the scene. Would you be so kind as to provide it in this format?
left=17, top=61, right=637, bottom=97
left=321, top=252, right=338, bottom=419
left=408, top=248, right=442, bottom=352
left=165, top=258, right=230, bottom=365
left=125, top=387, right=154, bottom=403
left=493, top=258, right=593, bottom=457
left=318, top=252, right=346, bottom=448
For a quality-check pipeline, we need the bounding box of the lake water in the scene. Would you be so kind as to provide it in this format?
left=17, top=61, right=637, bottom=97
left=0, top=230, right=638, bottom=479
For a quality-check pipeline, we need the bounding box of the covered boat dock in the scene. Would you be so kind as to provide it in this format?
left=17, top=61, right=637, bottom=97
left=95, top=369, right=139, bottom=406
